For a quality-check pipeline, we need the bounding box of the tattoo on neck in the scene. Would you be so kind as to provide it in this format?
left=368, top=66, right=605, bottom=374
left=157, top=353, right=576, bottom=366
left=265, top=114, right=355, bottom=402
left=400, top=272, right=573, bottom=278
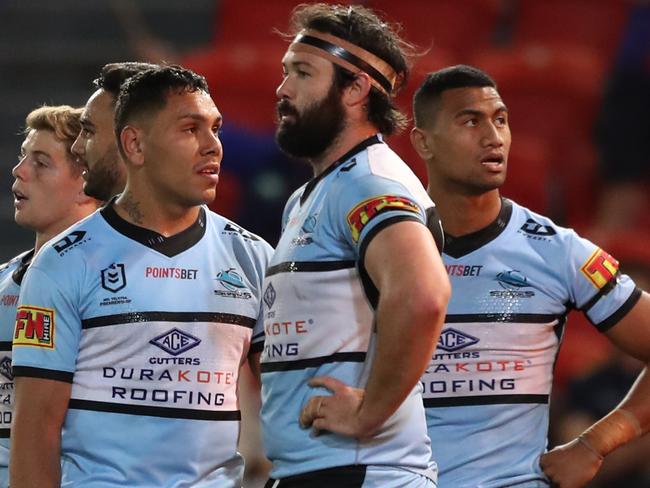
left=121, top=193, right=144, bottom=225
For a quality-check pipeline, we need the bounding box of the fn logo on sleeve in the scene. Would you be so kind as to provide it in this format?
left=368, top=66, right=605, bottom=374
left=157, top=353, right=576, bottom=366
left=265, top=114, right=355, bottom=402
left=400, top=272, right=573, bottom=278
left=580, top=248, right=619, bottom=289
left=14, top=305, right=55, bottom=348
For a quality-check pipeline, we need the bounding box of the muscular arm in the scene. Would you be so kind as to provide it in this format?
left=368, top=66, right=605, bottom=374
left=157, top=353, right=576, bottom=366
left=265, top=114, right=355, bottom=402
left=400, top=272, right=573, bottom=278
left=301, top=220, right=450, bottom=438
left=542, top=291, right=650, bottom=487
left=11, top=376, right=71, bottom=488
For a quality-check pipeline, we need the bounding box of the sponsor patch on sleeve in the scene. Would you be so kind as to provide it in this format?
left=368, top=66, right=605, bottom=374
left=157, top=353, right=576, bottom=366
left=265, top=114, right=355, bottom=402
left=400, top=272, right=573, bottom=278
left=580, top=248, right=619, bottom=289
left=346, top=195, right=421, bottom=242
left=14, top=305, right=55, bottom=349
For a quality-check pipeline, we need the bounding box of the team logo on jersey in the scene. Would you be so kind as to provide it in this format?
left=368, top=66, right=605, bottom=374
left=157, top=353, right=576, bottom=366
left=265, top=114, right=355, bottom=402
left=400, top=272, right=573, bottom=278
left=347, top=195, right=420, bottom=242
left=214, top=268, right=252, bottom=299
left=580, top=248, right=619, bottom=289
left=14, top=305, right=55, bottom=349
left=437, top=328, right=480, bottom=352
left=496, top=270, right=529, bottom=289
left=150, top=328, right=201, bottom=356
left=263, top=283, right=276, bottom=309
left=101, top=263, right=127, bottom=293
left=222, top=222, right=260, bottom=241
left=291, top=213, right=319, bottom=247
left=518, top=219, right=557, bottom=240
left=491, top=270, right=535, bottom=298
left=53, top=230, right=89, bottom=256
left=0, top=356, right=13, bottom=381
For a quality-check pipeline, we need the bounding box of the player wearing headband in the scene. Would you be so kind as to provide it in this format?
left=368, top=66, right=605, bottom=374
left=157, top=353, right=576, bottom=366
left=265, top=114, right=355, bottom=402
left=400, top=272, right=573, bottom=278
left=259, top=4, right=449, bottom=487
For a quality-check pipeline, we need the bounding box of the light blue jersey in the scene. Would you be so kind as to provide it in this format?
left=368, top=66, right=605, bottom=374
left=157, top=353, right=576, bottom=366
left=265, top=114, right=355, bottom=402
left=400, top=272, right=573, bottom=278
left=260, top=136, right=439, bottom=485
left=13, top=204, right=272, bottom=487
left=0, top=249, right=33, bottom=487
left=422, top=199, right=641, bottom=488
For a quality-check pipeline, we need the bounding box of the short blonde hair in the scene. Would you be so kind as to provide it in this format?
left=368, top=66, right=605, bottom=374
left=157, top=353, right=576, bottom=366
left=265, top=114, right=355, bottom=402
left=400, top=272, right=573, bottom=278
left=24, top=105, right=84, bottom=175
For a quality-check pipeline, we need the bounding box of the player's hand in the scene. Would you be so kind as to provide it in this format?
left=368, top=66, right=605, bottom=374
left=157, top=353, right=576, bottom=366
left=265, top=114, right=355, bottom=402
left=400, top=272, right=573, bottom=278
left=540, top=438, right=603, bottom=488
left=299, top=376, right=369, bottom=439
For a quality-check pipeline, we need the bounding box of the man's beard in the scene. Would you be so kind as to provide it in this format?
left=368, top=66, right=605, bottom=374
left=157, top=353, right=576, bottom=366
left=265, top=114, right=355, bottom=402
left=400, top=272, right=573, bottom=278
left=275, top=83, right=346, bottom=160
left=83, top=146, right=124, bottom=202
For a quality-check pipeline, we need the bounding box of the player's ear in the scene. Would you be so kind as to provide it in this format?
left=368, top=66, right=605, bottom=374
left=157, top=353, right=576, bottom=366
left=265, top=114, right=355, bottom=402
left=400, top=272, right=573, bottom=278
left=410, top=127, right=433, bottom=160
left=119, top=125, right=145, bottom=167
left=343, top=72, right=372, bottom=107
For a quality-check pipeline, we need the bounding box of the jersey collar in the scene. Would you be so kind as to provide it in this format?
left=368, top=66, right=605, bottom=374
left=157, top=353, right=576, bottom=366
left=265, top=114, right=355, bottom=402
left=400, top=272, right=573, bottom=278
left=12, top=249, right=35, bottom=286
left=443, top=198, right=513, bottom=258
left=101, top=199, right=207, bottom=257
left=300, top=134, right=382, bottom=205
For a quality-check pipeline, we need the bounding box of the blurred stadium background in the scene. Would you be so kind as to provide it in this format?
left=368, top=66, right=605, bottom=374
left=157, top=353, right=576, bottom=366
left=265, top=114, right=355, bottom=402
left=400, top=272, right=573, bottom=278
left=0, top=1, right=648, bottom=485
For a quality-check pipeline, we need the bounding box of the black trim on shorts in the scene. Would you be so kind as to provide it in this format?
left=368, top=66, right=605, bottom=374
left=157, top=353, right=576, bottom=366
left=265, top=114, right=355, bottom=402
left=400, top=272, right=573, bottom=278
left=443, top=198, right=512, bottom=258
left=445, top=313, right=561, bottom=324
left=260, top=352, right=366, bottom=373
left=12, top=366, right=73, bottom=383
left=68, top=399, right=241, bottom=421
left=266, top=261, right=355, bottom=277
left=358, top=214, right=423, bottom=310
left=593, top=287, right=642, bottom=332
left=101, top=201, right=206, bottom=257
left=423, top=394, right=548, bottom=408
left=81, top=311, right=256, bottom=329
left=265, top=464, right=367, bottom=488
left=0, top=428, right=9, bottom=439
left=0, top=341, right=12, bottom=351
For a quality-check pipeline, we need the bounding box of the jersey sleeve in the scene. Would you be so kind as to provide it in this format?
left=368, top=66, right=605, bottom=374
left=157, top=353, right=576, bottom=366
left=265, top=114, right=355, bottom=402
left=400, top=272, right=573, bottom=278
left=564, top=231, right=641, bottom=332
left=12, top=263, right=82, bottom=382
left=331, top=174, right=428, bottom=260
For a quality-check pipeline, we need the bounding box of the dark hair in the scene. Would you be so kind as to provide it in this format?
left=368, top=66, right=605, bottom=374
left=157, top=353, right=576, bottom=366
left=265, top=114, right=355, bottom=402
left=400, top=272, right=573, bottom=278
left=289, top=3, right=413, bottom=135
left=413, top=65, right=497, bottom=128
left=93, top=62, right=160, bottom=101
left=114, top=65, right=209, bottom=157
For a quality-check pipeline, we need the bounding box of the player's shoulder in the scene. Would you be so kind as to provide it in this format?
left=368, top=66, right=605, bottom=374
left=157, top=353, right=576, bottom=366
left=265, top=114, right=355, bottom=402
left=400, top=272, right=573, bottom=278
left=331, top=140, right=431, bottom=206
left=205, top=208, right=273, bottom=253
left=0, top=249, right=30, bottom=274
left=34, top=210, right=104, bottom=267
left=508, top=199, right=579, bottom=244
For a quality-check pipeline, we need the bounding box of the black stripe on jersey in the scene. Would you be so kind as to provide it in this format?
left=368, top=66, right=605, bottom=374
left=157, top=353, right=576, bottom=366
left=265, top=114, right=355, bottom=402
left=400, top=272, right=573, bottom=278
left=82, top=312, right=256, bottom=329
left=265, top=464, right=367, bottom=487
left=446, top=313, right=560, bottom=323
left=0, top=341, right=12, bottom=351
left=266, top=260, right=355, bottom=277
left=594, top=287, right=642, bottom=332
left=69, top=399, right=241, bottom=421
left=260, top=352, right=366, bottom=373
left=423, top=394, right=548, bottom=407
left=12, top=366, right=74, bottom=383
left=358, top=214, right=424, bottom=310
left=580, top=271, right=621, bottom=313
left=0, top=428, right=9, bottom=439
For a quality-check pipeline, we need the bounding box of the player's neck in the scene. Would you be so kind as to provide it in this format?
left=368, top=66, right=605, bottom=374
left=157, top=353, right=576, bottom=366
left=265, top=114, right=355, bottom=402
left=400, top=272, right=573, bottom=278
left=33, top=205, right=97, bottom=253
left=114, top=189, right=201, bottom=237
left=429, top=187, right=502, bottom=238
left=309, top=122, right=377, bottom=177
